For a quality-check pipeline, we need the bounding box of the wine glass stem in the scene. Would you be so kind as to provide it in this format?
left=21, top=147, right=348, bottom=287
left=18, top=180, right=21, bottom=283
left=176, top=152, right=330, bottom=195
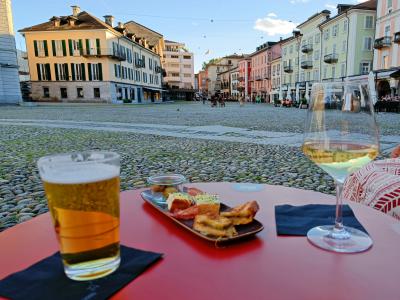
left=334, top=182, right=344, bottom=232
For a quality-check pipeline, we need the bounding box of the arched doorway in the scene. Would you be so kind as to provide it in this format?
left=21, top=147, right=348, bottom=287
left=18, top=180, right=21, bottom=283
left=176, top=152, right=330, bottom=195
left=377, top=80, right=391, bottom=98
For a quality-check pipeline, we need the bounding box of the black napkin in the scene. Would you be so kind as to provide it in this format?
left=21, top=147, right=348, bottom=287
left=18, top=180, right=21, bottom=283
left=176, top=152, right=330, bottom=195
left=0, top=245, right=162, bottom=300
left=275, top=204, right=368, bottom=236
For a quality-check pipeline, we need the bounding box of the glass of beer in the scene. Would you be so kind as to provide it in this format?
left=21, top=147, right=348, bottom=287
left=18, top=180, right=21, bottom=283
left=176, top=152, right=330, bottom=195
left=37, top=151, right=121, bottom=281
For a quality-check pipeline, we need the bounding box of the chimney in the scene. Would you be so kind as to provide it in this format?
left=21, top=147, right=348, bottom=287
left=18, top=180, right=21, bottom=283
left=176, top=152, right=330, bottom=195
left=104, top=15, right=114, bottom=27
left=71, top=6, right=80, bottom=17
left=50, top=16, right=61, bottom=27
left=118, top=22, right=124, bottom=29
left=337, top=4, right=352, bottom=14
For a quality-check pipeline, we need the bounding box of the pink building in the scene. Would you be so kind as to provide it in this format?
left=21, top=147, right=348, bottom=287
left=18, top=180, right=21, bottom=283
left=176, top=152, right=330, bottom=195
left=238, top=57, right=251, bottom=98
left=373, top=0, right=400, bottom=97
left=250, top=42, right=282, bottom=103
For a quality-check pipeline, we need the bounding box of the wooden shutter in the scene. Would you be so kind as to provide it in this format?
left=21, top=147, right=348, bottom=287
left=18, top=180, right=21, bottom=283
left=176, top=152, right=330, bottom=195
left=54, top=63, right=59, bottom=81
left=79, top=39, right=83, bottom=55
left=86, top=39, right=90, bottom=55
left=44, top=41, right=49, bottom=56
left=52, top=40, right=56, bottom=56
left=71, top=63, right=76, bottom=81
left=96, top=39, right=101, bottom=55
left=98, top=63, right=103, bottom=81
left=62, top=40, right=67, bottom=56
left=68, top=39, right=73, bottom=56
left=45, top=63, right=51, bottom=80
left=114, top=64, right=118, bottom=78
left=36, top=64, right=42, bottom=81
left=64, top=63, right=69, bottom=81
left=88, top=63, right=92, bottom=80
left=81, top=63, right=86, bottom=81
left=34, top=40, right=38, bottom=57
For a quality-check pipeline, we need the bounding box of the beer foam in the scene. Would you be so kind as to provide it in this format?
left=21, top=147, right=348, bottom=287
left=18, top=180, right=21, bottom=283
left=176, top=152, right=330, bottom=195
left=41, top=163, right=119, bottom=184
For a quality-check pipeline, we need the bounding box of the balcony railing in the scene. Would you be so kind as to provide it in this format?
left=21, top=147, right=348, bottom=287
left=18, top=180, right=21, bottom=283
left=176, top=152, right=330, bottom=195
left=301, top=44, right=313, bottom=53
left=374, top=36, right=392, bottom=49
left=394, top=32, right=400, bottom=44
left=82, top=48, right=126, bottom=61
left=255, top=75, right=262, bottom=81
left=283, top=65, right=293, bottom=73
left=324, top=53, right=339, bottom=64
left=263, top=73, right=269, bottom=79
left=301, top=61, right=313, bottom=69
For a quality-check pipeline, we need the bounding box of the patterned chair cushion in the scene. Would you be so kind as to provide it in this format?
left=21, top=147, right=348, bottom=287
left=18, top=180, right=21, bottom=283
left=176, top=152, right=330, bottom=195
left=343, top=158, right=400, bottom=220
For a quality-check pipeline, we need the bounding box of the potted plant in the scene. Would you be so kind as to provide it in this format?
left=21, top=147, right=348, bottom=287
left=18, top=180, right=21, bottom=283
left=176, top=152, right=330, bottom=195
left=300, top=98, right=308, bottom=109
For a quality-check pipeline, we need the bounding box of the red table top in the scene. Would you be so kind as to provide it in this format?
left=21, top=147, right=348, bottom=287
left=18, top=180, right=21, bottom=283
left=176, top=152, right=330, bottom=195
left=1, top=183, right=400, bottom=300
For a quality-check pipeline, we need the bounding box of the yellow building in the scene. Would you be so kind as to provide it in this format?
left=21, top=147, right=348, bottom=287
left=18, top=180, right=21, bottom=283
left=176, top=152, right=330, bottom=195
left=19, top=6, right=163, bottom=103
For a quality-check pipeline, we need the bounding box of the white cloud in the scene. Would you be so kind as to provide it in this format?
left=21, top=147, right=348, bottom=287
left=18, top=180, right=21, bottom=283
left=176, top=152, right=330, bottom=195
left=267, top=12, right=278, bottom=17
left=290, top=0, right=310, bottom=4
left=325, top=3, right=336, bottom=9
left=254, top=15, right=298, bottom=36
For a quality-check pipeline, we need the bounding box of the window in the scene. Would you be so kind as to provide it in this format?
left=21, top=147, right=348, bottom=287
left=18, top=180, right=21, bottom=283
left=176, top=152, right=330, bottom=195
left=60, top=88, right=67, bottom=99
left=343, top=20, right=348, bottom=32
left=360, top=62, right=371, bottom=74
left=283, top=47, right=287, bottom=56
left=385, top=25, right=391, bottom=37
left=365, top=16, right=374, bottom=29
left=88, top=63, right=102, bottom=81
left=94, top=88, right=100, bottom=98
left=333, top=44, right=337, bottom=54
left=341, top=63, right=346, bottom=77
left=324, top=29, right=330, bottom=40
left=72, top=64, right=84, bottom=81
left=342, top=40, right=347, bottom=53
left=183, top=64, right=191, bottom=68
left=332, top=25, right=338, bottom=37
left=331, top=66, right=336, bottom=78
left=35, top=40, right=48, bottom=57
left=143, top=73, right=148, bottom=83
left=149, top=58, right=153, bottom=70
left=387, top=0, right=392, bottom=10
left=184, top=74, right=191, bottom=78
left=55, top=63, right=68, bottom=81
left=306, top=72, right=310, bottom=81
left=53, top=40, right=65, bottom=57
left=323, top=66, right=328, bottom=79
left=171, top=55, right=179, bottom=59
left=382, top=55, right=389, bottom=69
left=36, top=63, right=51, bottom=81
left=289, top=45, right=293, bottom=54
left=363, top=37, right=373, bottom=50
left=313, top=70, right=319, bottom=81
left=130, top=88, right=135, bottom=100
left=43, top=87, right=50, bottom=98
left=314, top=50, right=320, bottom=60
left=77, top=87, right=84, bottom=98
left=70, top=39, right=82, bottom=56
left=315, top=34, right=320, bottom=44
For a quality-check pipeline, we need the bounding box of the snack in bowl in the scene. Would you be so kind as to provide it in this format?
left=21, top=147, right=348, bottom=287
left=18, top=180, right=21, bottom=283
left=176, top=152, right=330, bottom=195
left=193, top=214, right=237, bottom=238
left=167, top=192, right=193, bottom=213
left=147, top=174, right=186, bottom=198
left=220, top=201, right=260, bottom=225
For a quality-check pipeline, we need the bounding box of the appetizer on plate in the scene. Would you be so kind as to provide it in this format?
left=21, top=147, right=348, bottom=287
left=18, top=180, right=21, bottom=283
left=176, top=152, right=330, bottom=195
left=167, top=193, right=193, bottom=213
left=193, top=214, right=237, bottom=238
left=221, top=201, right=260, bottom=225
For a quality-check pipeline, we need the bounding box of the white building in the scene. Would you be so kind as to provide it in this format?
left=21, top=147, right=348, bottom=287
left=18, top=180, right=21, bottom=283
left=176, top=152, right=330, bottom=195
left=163, top=40, right=194, bottom=89
left=0, top=0, right=21, bottom=104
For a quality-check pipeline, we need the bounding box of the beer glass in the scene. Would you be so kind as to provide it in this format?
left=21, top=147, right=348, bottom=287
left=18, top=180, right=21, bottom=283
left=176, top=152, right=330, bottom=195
left=37, top=152, right=121, bottom=281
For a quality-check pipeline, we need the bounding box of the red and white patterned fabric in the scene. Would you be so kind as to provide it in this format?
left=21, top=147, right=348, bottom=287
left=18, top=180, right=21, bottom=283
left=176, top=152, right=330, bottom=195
left=343, top=158, right=400, bottom=220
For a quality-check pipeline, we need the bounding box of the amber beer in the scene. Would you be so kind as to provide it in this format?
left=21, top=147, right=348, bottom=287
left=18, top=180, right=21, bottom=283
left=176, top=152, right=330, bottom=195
left=38, top=152, right=120, bottom=281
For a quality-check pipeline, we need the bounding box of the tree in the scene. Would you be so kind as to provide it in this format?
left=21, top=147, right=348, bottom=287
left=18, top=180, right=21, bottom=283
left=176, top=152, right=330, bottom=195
left=202, top=58, right=221, bottom=70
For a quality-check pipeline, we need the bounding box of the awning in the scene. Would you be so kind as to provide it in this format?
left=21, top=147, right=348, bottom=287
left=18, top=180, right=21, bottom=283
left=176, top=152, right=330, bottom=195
left=390, top=68, right=400, bottom=78
left=143, top=87, right=162, bottom=93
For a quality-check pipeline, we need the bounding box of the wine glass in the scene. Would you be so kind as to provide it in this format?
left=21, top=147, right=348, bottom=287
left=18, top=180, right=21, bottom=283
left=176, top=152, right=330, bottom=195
left=302, top=80, right=379, bottom=253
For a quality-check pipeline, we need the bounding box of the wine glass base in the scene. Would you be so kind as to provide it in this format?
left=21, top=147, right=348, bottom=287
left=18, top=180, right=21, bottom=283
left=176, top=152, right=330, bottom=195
left=307, top=225, right=373, bottom=253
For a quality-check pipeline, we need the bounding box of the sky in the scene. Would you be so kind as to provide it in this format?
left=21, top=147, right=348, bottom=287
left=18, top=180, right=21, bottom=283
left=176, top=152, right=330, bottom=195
left=12, top=0, right=366, bottom=72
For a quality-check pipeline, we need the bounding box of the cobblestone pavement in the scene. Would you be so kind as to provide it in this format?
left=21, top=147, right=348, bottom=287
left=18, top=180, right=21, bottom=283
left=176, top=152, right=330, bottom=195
left=0, top=102, right=397, bottom=231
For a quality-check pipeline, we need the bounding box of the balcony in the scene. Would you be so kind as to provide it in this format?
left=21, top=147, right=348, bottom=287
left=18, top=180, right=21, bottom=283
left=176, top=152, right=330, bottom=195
left=324, top=53, right=338, bottom=64
left=394, top=32, right=400, bottom=44
left=374, top=36, right=392, bottom=49
left=283, top=65, right=293, bottom=73
left=301, top=44, right=313, bottom=53
left=155, top=66, right=162, bottom=73
left=263, top=73, right=269, bottom=79
left=301, top=61, right=313, bottom=69
left=135, top=59, right=145, bottom=68
left=82, top=48, right=126, bottom=61
left=255, top=75, right=262, bottom=81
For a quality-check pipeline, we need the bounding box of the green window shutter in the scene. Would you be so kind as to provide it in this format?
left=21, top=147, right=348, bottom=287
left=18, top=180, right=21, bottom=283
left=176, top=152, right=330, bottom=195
left=114, top=64, right=117, bottom=77
left=88, top=63, right=92, bottom=80
left=52, top=40, right=56, bottom=56
left=36, top=64, right=42, bottom=80
left=64, top=63, right=69, bottom=81
left=45, top=63, right=51, bottom=80
left=96, top=39, right=101, bottom=55
left=71, top=63, right=76, bottom=81
left=81, top=63, right=86, bottom=81
left=79, top=39, right=83, bottom=55
left=86, top=39, right=90, bottom=55
left=98, top=63, right=103, bottom=81
left=54, top=63, right=59, bottom=81
left=44, top=40, right=48, bottom=56
left=34, top=40, right=38, bottom=57
left=62, top=40, right=67, bottom=56
left=68, top=39, right=73, bottom=56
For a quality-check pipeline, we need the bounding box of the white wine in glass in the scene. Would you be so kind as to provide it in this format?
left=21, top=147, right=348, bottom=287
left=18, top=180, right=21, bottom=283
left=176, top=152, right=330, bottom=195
left=302, top=81, right=379, bottom=253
